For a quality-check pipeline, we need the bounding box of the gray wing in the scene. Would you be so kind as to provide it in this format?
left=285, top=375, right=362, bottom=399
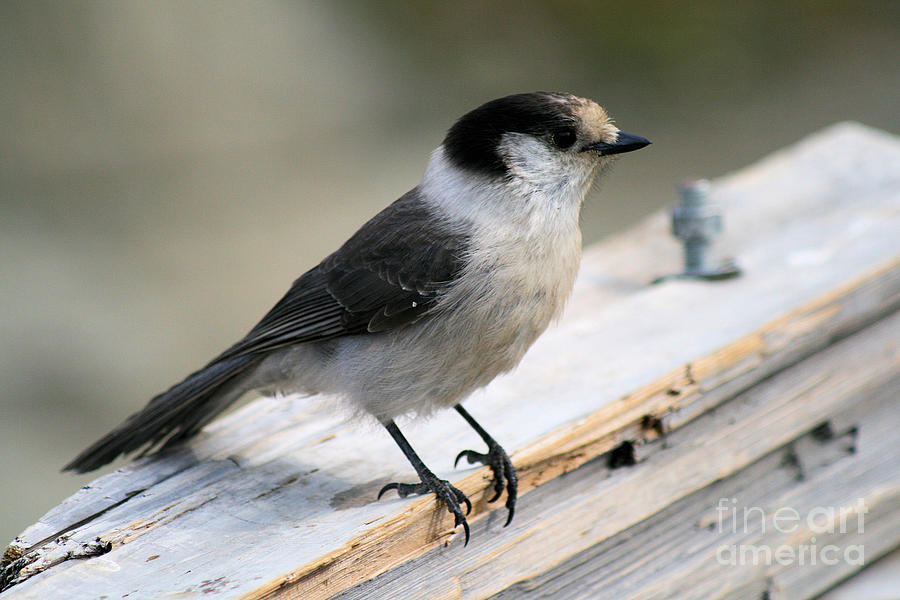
left=216, top=188, right=468, bottom=361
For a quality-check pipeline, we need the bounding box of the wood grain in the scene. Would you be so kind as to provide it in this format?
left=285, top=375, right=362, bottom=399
left=334, top=314, right=900, bottom=599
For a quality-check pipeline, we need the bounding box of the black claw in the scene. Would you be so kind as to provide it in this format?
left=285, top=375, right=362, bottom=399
left=377, top=482, right=397, bottom=500
left=453, top=441, right=517, bottom=526
left=378, top=481, right=425, bottom=500
left=377, top=475, right=472, bottom=543
left=503, top=480, right=517, bottom=527
left=487, top=456, right=506, bottom=502
left=454, top=486, right=473, bottom=515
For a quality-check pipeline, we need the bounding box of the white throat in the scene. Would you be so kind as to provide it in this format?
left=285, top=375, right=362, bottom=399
left=419, top=145, right=597, bottom=243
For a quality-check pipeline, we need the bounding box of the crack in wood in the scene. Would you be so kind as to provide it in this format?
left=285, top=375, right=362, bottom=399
left=606, top=441, right=637, bottom=469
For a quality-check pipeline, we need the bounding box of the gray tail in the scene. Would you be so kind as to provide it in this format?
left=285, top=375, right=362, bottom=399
left=63, top=354, right=260, bottom=474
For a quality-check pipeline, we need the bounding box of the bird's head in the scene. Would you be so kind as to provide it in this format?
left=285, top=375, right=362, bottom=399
left=440, top=92, right=650, bottom=200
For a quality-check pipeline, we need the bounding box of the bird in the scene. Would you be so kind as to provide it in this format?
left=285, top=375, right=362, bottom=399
left=64, top=92, right=650, bottom=545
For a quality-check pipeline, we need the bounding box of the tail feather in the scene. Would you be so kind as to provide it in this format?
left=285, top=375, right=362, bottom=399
left=63, top=354, right=260, bottom=473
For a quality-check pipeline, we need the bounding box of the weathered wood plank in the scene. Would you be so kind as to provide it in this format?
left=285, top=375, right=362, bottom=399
left=818, top=547, right=900, bottom=600
left=2, top=122, right=899, bottom=599
left=499, top=359, right=900, bottom=600
left=334, top=313, right=900, bottom=600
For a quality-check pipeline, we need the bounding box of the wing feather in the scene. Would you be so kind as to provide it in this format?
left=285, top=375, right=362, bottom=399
left=216, top=189, right=467, bottom=361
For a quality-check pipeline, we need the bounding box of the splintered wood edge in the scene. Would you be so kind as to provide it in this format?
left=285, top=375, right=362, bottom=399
left=237, top=256, right=900, bottom=600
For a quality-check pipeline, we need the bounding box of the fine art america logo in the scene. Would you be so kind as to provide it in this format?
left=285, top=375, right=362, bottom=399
left=715, top=497, right=867, bottom=566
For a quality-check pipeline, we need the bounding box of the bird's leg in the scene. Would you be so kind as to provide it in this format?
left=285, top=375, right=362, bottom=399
left=378, top=420, right=472, bottom=544
left=453, top=404, right=518, bottom=526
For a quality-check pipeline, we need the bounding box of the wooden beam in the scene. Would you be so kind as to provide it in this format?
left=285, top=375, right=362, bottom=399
left=340, top=320, right=900, bottom=600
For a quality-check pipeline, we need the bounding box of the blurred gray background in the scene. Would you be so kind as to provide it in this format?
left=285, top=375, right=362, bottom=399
left=1, top=1, right=897, bottom=544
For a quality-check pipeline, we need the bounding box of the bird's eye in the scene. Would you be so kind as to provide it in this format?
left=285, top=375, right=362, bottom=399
left=552, top=128, right=577, bottom=149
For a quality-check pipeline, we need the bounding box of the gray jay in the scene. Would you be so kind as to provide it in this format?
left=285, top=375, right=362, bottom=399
left=65, top=92, right=650, bottom=544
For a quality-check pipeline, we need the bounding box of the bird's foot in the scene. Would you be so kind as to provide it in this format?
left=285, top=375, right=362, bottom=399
left=455, top=441, right=517, bottom=526
left=378, top=471, right=472, bottom=544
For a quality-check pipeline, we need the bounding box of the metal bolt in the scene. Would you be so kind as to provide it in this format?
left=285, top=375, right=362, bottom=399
left=654, top=179, right=741, bottom=283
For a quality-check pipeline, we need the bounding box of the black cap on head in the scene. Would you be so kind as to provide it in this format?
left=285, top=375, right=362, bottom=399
left=443, top=92, right=581, bottom=177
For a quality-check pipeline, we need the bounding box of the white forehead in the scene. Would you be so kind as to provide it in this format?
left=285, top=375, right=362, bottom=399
left=534, top=93, right=618, bottom=142
left=571, top=98, right=617, bottom=141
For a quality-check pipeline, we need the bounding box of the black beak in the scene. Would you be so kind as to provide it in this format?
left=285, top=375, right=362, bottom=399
left=582, top=131, right=651, bottom=156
